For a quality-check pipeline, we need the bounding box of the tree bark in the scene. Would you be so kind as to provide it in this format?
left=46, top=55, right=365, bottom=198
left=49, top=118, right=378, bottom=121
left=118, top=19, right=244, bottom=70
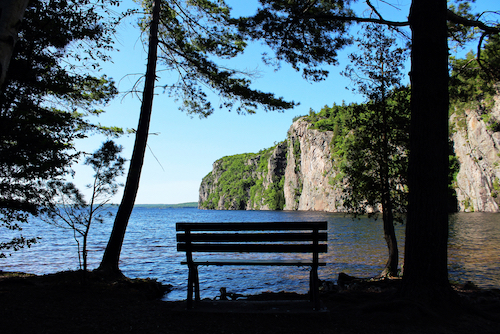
left=0, top=0, right=29, bottom=87
left=381, top=174, right=398, bottom=277
left=97, top=0, right=160, bottom=276
left=380, top=103, right=398, bottom=278
left=378, top=101, right=399, bottom=277
left=401, top=0, right=452, bottom=302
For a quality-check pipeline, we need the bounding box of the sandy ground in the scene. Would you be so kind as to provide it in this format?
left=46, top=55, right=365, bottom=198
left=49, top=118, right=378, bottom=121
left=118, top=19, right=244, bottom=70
left=1, top=271, right=499, bottom=333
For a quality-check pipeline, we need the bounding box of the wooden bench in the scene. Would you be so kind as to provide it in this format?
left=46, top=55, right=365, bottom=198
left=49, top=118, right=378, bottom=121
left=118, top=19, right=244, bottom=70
left=176, top=221, right=328, bottom=309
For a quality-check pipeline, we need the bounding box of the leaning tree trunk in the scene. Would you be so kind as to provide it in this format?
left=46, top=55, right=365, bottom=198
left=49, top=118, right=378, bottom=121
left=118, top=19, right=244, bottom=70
left=401, top=0, right=452, bottom=303
left=380, top=174, right=398, bottom=278
left=380, top=103, right=398, bottom=278
left=0, top=0, right=29, bottom=87
left=97, top=0, right=160, bottom=276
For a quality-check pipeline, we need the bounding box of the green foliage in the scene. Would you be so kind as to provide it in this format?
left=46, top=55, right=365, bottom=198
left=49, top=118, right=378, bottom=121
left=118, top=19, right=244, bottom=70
left=447, top=1, right=480, bottom=47
left=493, top=177, right=500, bottom=192
left=263, top=175, right=285, bottom=210
left=304, top=103, right=350, bottom=135
left=299, top=24, right=412, bottom=225
left=491, top=176, right=500, bottom=199
left=462, top=196, right=474, bottom=212
left=201, top=143, right=287, bottom=210
left=200, top=171, right=218, bottom=209
left=449, top=33, right=500, bottom=126
left=298, top=27, right=413, bottom=222
left=292, top=138, right=301, bottom=173
left=448, top=138, right=461, bottom=212
left=43, top=141, right=125, bottom=271
left=249, top=144, right=286, bottom=210
left=336, top=24, right=409, bottom=224
left=143, top=0, right=296, bottom=117
left=248, top=147, right=274, bottom=209
left=330, top=90, right=411, bottom=218
left=236, top=0, right=353, bottom=81
left=342, top=25, right=408, bottom=103
left=0, top=0, right=123, bottom=257
left=200, top=153, right=258, bottom=210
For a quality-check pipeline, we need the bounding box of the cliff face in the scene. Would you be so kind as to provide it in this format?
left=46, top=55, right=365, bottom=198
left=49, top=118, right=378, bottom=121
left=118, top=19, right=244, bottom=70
left=283, top=119, right=343, bottom=211
left=200, top=95, right=500, bottom=212
left=451, top=94, right=500, bottom=212
left=249, top=141, right=287, bottom=210
left=198, top=142, right=287, bottom=210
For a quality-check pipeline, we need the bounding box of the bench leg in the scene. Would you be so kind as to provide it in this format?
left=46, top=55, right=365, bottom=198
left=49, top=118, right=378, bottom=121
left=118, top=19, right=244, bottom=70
left=310, top=266, right=320, bottom=310
left=194, top=265, right=200, bottom=302
left=187, top=265, right=193, bottom=309
left=187, top=264, right=200, bottom=309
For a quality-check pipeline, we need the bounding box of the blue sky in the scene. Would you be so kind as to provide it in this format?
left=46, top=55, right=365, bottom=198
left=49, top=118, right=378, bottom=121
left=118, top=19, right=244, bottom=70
left=71, top=0, right=498, bottom=204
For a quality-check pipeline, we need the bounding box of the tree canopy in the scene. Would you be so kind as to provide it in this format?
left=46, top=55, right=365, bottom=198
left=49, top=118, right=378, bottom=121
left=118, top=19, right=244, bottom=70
left=146, top=0, right=297, bottom=117
left=0, top=0, right=123, bottom=257
left=450, top=32, right=500, bottom=118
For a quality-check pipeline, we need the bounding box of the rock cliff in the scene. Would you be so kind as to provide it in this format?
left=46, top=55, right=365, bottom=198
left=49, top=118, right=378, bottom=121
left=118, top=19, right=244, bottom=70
left=200, top=94, right=500, bottom=212
left=283, top=119, right=343, bottom=211
left=451, top=94, right=500, bottom=212
left=198, top=142, right=287, bottom=210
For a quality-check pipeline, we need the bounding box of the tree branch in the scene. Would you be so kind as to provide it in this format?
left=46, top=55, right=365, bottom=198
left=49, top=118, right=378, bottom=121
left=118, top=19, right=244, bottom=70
left=366, top=0, right=384, bottom=21
left=447, top=9, right=500, bottom=34
left=305, top=8, right=500, bottom=32
left=302, top=12, right=409, bottom=27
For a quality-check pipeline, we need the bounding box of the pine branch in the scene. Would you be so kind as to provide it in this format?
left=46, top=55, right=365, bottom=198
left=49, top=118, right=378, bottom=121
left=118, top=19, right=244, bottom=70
left=447, top=9, right=500, bottom=34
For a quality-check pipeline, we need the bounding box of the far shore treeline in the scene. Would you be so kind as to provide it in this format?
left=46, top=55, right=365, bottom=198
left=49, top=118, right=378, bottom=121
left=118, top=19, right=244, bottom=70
left=133, top=202, right=198, bottom=209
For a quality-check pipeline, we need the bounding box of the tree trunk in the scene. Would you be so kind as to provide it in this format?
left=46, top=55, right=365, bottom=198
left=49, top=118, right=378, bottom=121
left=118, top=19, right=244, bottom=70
left=0, top=0, right=29, bottom=87
left=401, top=0, right=452, bottom=302
left=381, top=182, right=398, bottom=277
left=97, top=0, right=160, bottom=277
left=380, top=103, right=398, bottom=278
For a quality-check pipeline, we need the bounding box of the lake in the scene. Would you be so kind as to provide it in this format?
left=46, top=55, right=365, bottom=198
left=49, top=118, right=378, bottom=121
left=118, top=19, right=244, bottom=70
left=1, top=208, right=499, bottom=301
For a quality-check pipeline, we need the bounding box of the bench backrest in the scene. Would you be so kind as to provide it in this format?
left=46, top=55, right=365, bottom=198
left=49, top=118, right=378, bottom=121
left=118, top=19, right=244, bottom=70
left=176, top=222, right=328, bottom=262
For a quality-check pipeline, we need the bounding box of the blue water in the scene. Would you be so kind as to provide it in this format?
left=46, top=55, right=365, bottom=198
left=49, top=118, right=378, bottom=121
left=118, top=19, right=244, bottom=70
left=1, top=208, right=499, bottom=301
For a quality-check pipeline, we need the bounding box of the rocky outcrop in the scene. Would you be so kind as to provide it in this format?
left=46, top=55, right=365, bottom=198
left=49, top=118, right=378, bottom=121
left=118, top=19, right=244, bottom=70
left=249, top=141, right=287, bottom=210
left=198, top=119, right=345, bottom=212
left=200, top=94, right=500, bottom=212
left=451, top=94, right=500, bottom=212
left=198, top=142, right=287, bottom=210
left=284, top=119, right=343, bottom=211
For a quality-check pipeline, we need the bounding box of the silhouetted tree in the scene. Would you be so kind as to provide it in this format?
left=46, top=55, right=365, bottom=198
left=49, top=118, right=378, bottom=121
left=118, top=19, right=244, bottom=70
left=237, top=0, right=499, bottom=304
left=97, top=0, right=295, bottom=276
left=97, top=0, right=161, bottom=276
left=43, top=141, right=125, bottom=271
left=339, top=24, right=409, bottom=277
left=0, top=0, right=29, bottom=86
left=0, top=0, right=122, bottom=258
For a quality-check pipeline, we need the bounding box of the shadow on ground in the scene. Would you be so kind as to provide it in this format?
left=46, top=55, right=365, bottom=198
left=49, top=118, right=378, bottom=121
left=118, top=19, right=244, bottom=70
left=1, top=271, right=499, bottom=333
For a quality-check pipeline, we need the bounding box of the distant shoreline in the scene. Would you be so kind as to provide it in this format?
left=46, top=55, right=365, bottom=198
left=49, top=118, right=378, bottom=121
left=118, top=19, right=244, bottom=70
left=133, top=202, right=198, bottom=208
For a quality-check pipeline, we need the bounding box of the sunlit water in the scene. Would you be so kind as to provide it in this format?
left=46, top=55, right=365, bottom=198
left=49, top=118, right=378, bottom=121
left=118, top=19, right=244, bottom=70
left=1, top=208, right=499, bottom=301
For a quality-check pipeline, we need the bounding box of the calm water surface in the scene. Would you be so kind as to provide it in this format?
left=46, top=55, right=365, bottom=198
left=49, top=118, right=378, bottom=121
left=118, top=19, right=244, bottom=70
left=1, top=208, right=499, bottom=301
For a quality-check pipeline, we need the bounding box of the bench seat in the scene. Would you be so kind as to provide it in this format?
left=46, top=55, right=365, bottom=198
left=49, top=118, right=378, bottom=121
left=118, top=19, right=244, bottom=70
left=176, top=221, right=328, bottom=310
left=181, top=259, right=327, bottom=266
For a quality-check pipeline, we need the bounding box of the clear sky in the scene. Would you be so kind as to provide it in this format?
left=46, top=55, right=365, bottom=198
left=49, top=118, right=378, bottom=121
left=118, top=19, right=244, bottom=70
left=70, top=0, right=498, bottom=205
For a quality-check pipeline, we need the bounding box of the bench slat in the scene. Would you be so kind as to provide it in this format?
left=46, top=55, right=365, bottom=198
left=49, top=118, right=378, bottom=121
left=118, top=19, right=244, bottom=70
left=176, top=221, right=327, bottom=310
left=177, top=243, right=328, bottom=253
left=176, top=221, right=327, bottom=231
left=181, top=259, right=327, bottom=266
left=176, top=232, right=328, bottom=243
